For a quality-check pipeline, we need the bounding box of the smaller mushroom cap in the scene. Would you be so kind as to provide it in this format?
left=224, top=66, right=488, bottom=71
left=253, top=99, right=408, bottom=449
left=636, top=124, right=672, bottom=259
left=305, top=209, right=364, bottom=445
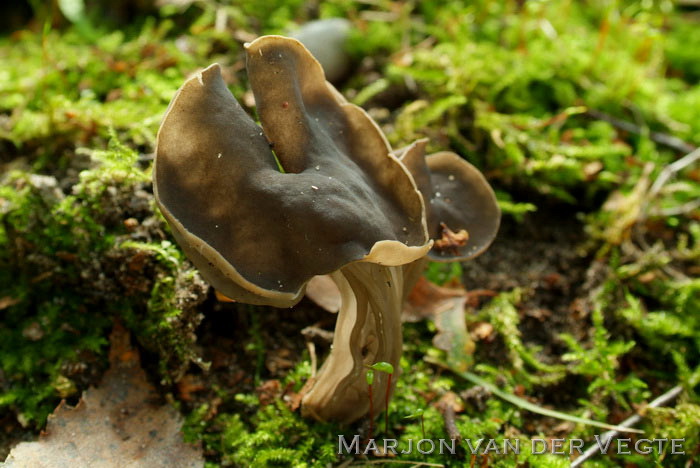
left=399, top=140, right=500, bottom=261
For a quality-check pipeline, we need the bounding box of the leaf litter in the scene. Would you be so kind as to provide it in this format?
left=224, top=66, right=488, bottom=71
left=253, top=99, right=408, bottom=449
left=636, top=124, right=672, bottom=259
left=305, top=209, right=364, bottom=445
left=2, top=323, right=203, bottom=468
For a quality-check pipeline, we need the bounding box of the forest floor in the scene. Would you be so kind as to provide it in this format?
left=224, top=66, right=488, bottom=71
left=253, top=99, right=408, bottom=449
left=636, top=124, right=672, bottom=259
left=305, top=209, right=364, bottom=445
left=1, top=1, right=699, bottom=467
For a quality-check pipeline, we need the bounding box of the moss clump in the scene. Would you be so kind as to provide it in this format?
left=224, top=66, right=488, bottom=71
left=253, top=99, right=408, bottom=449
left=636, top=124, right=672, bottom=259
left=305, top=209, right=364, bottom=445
left=1, top=0, right=699, bottom=466
left=0, top=136, right=205, bottom=427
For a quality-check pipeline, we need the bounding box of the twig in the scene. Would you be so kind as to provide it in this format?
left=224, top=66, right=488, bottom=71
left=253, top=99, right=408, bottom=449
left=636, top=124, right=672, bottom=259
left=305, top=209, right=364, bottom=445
left=306, top=340, right=317, bottom=378
left=335, top=458, right=353, bottom=468
left=628, top=147, right=700, bottom=281
left=426, top=358, right=643, bottom=433
left=571, top=385, right=683, bottom=467
left=647, top=146, right=700, bottom=201
left=437, top=393, right=462, bottom=442
left=639, top=147, right=700, bottom=252
left=480, top=453, right=490, bottom=468
left=439, top=403, right=461, bottom=442
left=585, top=109, right=697, bottom=154
left=301, top=325, right=335, bottom=344
left=650, top=199, right=700, bottom=217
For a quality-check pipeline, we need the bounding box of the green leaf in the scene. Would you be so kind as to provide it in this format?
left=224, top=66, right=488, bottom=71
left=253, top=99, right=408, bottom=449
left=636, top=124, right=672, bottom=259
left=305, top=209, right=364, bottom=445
left=403, top=409, right=424, bottom=420
left=369, top=362, right=394, bottom=375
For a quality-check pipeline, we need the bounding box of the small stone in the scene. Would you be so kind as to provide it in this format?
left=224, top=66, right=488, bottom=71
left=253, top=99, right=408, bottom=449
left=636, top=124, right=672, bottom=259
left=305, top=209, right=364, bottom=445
left=290, top=18, right=352, bottom=83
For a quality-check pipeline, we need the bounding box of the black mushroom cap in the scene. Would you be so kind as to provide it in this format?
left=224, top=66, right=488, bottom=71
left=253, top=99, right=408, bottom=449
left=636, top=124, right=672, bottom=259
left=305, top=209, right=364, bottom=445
left=398, top=139, right=501, bottom=262
left=154, top=36, right=431, bottom=308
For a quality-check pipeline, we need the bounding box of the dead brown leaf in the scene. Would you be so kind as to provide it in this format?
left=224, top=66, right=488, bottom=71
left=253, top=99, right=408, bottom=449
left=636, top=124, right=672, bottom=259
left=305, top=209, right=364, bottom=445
left=405, top=277, right=475, bottom=371
left=176, top=374, right=205, bottom=402
left=214, top=290, right=235, bottom=302
left=3, top=323, right=203, bottom=468
left=403, top=276, right=464, bottom=322
left=432, top=295, right=475, bottom=372
left=256, top=380, right=281, bottom=407
left=433, top=222, right=470, bottom=256
left=0, top=296, right=21, bottom=310
left=283, top=386, right=304, bottom=412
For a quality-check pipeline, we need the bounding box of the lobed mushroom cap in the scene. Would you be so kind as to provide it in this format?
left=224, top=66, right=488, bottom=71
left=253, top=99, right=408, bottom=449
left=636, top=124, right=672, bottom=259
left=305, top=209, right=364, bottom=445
left=154, top=36, right=430, bottom=308
left=399, top=140, right=500, bottom=262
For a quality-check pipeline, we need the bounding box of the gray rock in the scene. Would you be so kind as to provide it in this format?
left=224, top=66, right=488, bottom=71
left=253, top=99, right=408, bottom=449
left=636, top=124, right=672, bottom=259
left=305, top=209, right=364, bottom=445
left=291, top=18, right=352, bottom=83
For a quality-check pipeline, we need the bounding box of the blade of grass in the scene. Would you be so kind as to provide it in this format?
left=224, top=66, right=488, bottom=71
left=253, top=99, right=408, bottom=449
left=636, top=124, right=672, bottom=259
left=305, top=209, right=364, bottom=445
left=425, top=357, right=644, bottom=434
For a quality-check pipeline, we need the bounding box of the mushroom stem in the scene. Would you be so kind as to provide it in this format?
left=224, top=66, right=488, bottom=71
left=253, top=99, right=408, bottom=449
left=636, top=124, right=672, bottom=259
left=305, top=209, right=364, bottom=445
left=301, top=262, right=404, bottom=424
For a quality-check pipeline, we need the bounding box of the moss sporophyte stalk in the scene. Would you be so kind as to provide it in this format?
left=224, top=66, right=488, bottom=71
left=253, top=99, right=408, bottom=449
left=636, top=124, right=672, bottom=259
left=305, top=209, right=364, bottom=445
left=153, top=35, right=500, bottom=424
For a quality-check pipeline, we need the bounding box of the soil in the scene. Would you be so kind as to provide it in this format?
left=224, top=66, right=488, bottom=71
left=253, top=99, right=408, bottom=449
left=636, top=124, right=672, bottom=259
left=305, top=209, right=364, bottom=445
left=172, top=296, right=331, bottom=415
left=462, top=194, right=601, bottom=418
left=465, top=200, right=595, bottom=341
left=0, top=177, right=612, bottom=457
left=170, top=192, right=604, bottom=442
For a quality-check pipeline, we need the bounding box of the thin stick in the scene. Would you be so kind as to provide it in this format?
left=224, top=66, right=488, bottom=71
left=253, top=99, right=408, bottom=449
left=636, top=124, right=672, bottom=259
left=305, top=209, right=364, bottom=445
left=571, top=385, right=683, bottom=467
left=585, top=109, right=697, bottom=154
left=426, top=358, right=643, bottom=433
left=650, top=199, right=700, bottom=217
left=441, top=403, right=461, bottom=442
left=301, top=325, right=334, bottom=344
left=647, top=146, right=700, bottom=201
left=385, top=373, right=392, bottom=435
left=306, top=341, right=317, bottom=378
left=368, top=383, right=374, bottom=443
left=641, top=146, right=700, bottom=229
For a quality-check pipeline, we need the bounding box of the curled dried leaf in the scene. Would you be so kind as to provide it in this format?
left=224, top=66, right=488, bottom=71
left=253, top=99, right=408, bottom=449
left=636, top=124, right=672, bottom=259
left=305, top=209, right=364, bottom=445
left=3, top=323, right=203, bottom=468
left=433, top=222, right=470, bottom=256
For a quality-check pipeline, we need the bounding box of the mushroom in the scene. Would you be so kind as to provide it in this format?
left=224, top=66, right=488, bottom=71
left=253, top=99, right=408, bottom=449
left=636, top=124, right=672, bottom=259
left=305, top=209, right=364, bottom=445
left=396, top=139, right=501, bottom=294
left=155, top=35, right=430, bottom=423
left=154, top=35, right=500, bottom=424
left=306, top=140, right=501, bottom=315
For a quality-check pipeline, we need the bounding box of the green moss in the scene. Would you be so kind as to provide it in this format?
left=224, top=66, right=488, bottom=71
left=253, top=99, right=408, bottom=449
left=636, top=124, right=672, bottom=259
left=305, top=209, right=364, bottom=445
left=1, top=0, right=699, bottom=465
left=185, top=383, right=341, bottom=467
left=0, top=133, right=203, bottom=425
left=480, top=290, right=566, bottom=386
left=424, top=261, right=462, bottom=285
